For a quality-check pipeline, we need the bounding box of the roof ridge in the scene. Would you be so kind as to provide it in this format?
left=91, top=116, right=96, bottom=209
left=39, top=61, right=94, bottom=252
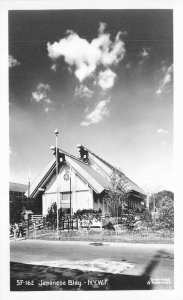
left=58, top=148, right=92, bottom=167
left=79, top=145, right=125, bottom=176
left=79, top=145, right=145, bottom=195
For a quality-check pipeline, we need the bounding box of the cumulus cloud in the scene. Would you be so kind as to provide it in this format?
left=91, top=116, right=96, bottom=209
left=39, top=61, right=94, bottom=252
left=47, top=22, right=125, bottom=82
left=156, top=64, right=173, bottom=95
left=48, top=23, right=126, bottom=124
left=32, top=83, right=52, bottom=104
left=98, top=22, right=107, bottom=34
left=81, top=99, right=110, bottom=126
left=75, top=84, right=94, bottom=98
left=9, top=55, right=20, bottom=68
left=97, top=69, right=116, bottom=90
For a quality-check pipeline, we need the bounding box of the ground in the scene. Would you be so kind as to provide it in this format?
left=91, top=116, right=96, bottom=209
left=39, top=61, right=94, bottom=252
left=10, top=239, right=174, bottom=291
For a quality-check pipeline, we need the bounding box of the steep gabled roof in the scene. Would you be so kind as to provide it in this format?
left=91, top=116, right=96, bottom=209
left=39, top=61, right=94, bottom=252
left=25, top=151, right=110, bottom=197
left=25, top=159, right=56, bottom=197
left=79, top=145, right=146, bottom=196
left=66, top=156, right=109, bottom=193
left=25, top=147, right=146, bottom=198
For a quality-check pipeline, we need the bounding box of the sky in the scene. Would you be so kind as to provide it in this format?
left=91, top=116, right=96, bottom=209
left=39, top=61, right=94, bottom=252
left=9, top=9, right=173, bottom=192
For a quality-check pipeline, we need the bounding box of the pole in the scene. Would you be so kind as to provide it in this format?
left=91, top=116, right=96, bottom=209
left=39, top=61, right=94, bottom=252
left=25, top=215, right=29, bottom=239
left=55, top=130, right=59, bottom=239
left=69, top=166, right=72, bottom=228
left=117, top=201, right=118, bottom=225
left=28, top=170, right=30, bottom=209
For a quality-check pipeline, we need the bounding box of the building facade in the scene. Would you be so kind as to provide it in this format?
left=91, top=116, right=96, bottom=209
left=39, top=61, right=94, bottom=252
left=25, top=145, right=146, bottom=216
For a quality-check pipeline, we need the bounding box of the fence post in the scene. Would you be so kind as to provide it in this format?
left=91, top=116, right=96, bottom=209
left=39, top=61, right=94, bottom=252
left=26, top=218, right=29, bottom=239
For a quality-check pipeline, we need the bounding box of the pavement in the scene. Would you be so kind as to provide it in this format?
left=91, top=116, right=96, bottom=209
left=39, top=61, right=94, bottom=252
left=10, top=239, right=174, bottom=290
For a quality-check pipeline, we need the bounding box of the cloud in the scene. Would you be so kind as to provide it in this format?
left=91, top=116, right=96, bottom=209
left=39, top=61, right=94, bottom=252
left=156, top=64, right=173, bottom=95
left=75, top=84, right=94, bottom=98
left=9, top=55, right=20, bottom=68
left=81, top=99, right=110, bottom=126
left=98, top=22, right=107, bottom=34
left=138, top=47, right=150, bottom=65
left=44, top=107, right=50, bottom=113
left=97, top=69, right=116, bottom=90
left=47, top=22, right=125, bottom=82
left=31, top=83, right=52, bottom=104
left=50, top=64, right=57, bottom=71
left=47, top=23, right=125, bottom=124
left=157, top=128, right=169, bottom=135
left=140, top=47, right=149, bottom=58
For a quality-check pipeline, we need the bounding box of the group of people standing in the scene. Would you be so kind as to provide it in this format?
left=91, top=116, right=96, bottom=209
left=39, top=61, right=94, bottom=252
left=10, top=221, right=39, bottom=241
left=10, top=222, right=25, bottom=241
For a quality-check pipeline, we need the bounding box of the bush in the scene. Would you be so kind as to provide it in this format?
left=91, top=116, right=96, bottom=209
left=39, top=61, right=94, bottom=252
left=73, top=209, right=102, bottom=220
left=140, top=209, right=153, bottom=229
left=45, top=202, right=69, bottom=229
left=148, top=190, right=174, bottom=231
left=103, top=222, right=115, bottom=231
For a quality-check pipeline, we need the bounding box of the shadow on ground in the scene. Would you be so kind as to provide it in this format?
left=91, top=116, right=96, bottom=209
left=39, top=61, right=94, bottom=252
left=10, top=250, right=173, bottom=291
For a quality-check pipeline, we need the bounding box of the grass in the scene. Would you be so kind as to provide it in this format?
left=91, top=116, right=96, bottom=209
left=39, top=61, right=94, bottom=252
left=30, top=228, right=174, bottom=244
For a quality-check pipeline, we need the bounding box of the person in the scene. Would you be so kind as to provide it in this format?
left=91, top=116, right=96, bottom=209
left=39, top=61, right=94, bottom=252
left=10, top=225, right=13, bottom=237
left=13, top=223, right=19, bottom=241
left=18, top=223, right=24, bottom=237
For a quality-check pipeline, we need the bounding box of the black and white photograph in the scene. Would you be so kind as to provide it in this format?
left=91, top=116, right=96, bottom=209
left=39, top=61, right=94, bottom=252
left=2, top=4, right=177, bottom=295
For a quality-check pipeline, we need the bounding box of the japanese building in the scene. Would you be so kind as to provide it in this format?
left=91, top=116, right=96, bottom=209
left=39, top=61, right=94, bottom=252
left=25, top=145, right=146, bottom=216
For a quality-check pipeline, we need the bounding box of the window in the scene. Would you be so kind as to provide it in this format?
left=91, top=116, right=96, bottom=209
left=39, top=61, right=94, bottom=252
left=60, top=192, right=72, bottom=208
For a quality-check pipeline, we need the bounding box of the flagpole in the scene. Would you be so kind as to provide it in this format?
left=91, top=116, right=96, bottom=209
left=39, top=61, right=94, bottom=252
left=54, top=129, right=59, bottom=239
left=28, top=169, right=30, bottom=210
left=69, top=165, right=72, bottom=228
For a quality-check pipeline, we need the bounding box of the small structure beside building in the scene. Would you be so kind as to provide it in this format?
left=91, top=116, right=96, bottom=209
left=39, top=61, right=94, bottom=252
left=21, top=209, right=34, bottom=220
left=9, top=182, right=28, bottom=207
left=25, top=145, right=146, bottom=217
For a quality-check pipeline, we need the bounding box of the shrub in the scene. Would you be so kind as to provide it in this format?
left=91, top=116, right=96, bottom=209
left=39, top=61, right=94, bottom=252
left=103, top=222, right=115, bottom=231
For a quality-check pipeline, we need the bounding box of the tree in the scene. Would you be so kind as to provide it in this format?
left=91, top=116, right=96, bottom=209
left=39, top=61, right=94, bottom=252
left=104, top=172, right=128, bottom=217
left=10, top=198, right=23, bottom=224
left=156, top=195, right=174, bottom=230
left=149, top=190, right=174, bottom=211
left=46, top=202, right=57, bottom=228
left=45, top=202, right=66, bottom=229
left=140, top=208, right=153, bottom=229
left=149, top=190, right=174, bottom=231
